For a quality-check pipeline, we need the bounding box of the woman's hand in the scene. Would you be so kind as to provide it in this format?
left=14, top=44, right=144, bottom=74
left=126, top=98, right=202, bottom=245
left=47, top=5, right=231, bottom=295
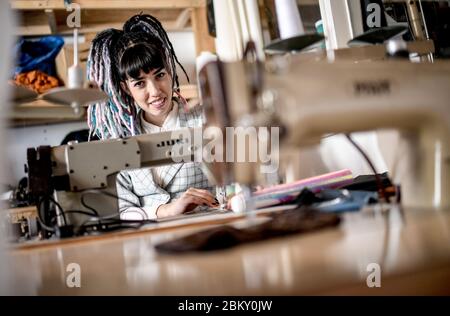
left=156, top=188, right=217, bottom=218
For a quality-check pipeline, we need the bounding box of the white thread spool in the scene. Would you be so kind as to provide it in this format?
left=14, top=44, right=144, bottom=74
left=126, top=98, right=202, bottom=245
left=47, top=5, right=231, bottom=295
left=230, top=194, right=246, bottom=214
left=275, top=0, right=305, bottom=39
left=68, top=28, right=84, bottom=89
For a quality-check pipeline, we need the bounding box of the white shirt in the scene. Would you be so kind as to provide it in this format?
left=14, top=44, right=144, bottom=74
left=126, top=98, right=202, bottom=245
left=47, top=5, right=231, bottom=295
left=120, top=102, right=181, bottom=220
left=140, top=101, right=179, bottom=134
left=140, top=101, right=179, bottom=188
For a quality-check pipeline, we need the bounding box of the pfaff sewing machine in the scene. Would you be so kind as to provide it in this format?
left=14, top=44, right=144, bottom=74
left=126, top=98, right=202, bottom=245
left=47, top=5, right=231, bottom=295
left=198, top=57, right=450, bottom=210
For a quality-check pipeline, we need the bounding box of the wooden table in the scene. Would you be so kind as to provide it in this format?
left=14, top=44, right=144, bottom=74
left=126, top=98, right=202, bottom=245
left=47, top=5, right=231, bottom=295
left=4, top=205, right=450, bottom=295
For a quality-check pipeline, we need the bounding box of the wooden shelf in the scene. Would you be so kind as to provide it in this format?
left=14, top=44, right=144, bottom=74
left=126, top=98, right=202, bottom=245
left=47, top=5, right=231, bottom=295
left=9, top=83, right=198, bottom=126
left=11, top=0, right=206, bottom=10
left=16, top=8, right=193, bottom=36
left=10, top=0, right=212, bottom=122
left=11, top=0, right=215, bottom=55
left=10, top=99, right=87, bottom=125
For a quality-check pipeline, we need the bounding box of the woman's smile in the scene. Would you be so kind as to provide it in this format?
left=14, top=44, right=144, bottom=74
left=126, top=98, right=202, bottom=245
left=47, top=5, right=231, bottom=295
left=149, top=97, right=167, bottom=109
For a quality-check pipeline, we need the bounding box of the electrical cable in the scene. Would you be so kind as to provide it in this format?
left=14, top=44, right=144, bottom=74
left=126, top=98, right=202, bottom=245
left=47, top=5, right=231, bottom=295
left=78, top=213, right=156, bottom=235
left=36, top=196, right=56, bottom=232
left=79, top=208, right=149, bottom=230
left=80, top=189, right=149, bottom=219
left=75, top=189, right=153, bottom=234
left=80, top=194, right=100, bottom=217
left=345, top=134, right=389, bottom=203
left=47, top=195, right=68, bottom=225
left=37, top=188, right=154, bottom=238
left=50, top=209, right=99, bottom=224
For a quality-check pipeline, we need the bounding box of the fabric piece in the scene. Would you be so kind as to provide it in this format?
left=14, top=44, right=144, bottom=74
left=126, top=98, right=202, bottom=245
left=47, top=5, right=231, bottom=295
left=313, top=189, right=378, bottom=213
left=229, top=169, right=353, bottom=212
left=15, top=36, right=64, bottom=77
left=155, top=208, right=340, bottom=253
left=14, top=70, right=60, bottom=94
left=290, top=188, right=378, bottom=213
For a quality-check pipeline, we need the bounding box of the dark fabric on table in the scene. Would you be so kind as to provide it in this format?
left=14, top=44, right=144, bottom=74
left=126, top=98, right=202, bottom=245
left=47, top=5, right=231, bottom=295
left=339, top=172, right=392, bottom=191
left=155, top=208, right=340, bottom=253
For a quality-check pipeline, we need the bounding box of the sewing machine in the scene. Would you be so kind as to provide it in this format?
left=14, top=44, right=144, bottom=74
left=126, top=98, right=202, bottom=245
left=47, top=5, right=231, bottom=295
left=199, top=56, right=450, bottom=210
left=26, top=127, right=204, bottom=234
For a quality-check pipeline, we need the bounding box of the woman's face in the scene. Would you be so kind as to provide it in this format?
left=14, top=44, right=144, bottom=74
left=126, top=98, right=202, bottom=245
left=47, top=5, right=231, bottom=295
left=124, top=67, right=173, bottom=124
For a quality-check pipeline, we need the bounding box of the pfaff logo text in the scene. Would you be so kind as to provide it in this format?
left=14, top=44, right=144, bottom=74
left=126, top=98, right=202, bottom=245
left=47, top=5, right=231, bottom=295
left=354, top=80, right=391, bottom=96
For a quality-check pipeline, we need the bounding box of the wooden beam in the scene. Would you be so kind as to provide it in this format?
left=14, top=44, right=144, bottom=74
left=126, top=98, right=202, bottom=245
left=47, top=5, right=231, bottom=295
left=15, top=7, right=193, bottom=36
left=44, top=9, right=58, bottom=33
left=11, top=0, right=206, bottom=10
left=16, top=24, right=51, bottom=36
left=16, top=22, right=191, bottom=37
left=191, top=6, right=215, bottom=55
left=175, top=8, right=191, bottom=29
left=56, top=21, right=189, bottom=34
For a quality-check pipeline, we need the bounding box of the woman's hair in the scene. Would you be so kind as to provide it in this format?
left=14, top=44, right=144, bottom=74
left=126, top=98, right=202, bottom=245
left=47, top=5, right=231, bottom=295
left=87, top=14, right=188, bottom=139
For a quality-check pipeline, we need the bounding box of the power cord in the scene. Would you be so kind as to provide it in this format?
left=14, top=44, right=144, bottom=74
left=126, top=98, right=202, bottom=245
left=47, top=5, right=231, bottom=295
left=79, top=218, right=155, bottom=235
left=345, top=133, right=389, bottom=203
left=76, top=190, right=155, bottom=235
left=38, top=189, right=155, bottom=238
left=79, top=189, right=149, bottom=219
left=36, top=196, right=56, bottom=233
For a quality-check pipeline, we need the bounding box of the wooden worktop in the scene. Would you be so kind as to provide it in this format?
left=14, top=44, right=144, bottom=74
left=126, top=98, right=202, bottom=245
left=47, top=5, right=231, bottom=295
left=4, top=205, right=450, bottom=295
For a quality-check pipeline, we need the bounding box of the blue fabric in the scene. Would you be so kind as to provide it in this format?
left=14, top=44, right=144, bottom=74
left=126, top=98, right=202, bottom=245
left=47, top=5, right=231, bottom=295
left=14, top=36, right=64, bottom=77
left=313, top=190, right=378, bottom=213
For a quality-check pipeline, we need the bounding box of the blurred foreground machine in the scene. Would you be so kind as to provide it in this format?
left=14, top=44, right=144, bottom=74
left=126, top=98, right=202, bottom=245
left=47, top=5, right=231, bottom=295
left=199, top=57, right=450, bottom=210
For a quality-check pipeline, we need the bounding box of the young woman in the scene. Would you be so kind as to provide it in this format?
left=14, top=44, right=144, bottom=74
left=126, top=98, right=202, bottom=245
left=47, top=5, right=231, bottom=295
left=87, top=14, right=217, bottom=219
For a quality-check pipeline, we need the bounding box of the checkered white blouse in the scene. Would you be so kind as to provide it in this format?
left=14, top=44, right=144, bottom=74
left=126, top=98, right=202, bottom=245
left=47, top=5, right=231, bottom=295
left=116, top=101, right=213, bottom=220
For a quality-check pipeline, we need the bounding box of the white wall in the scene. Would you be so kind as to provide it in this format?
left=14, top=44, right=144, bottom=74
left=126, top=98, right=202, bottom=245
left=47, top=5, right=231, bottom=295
left=168, top=31, right=197, bottom=85
left=4, top=121, right=88, bottom=186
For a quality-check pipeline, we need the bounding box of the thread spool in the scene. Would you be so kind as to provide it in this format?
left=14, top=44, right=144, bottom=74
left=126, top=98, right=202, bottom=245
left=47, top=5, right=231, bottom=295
left=275, top=0, right=305, bottom=39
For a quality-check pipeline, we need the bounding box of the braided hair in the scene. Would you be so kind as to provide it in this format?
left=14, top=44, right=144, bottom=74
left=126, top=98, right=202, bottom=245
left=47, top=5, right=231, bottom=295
left=87, top=13, right=189, bottom=140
